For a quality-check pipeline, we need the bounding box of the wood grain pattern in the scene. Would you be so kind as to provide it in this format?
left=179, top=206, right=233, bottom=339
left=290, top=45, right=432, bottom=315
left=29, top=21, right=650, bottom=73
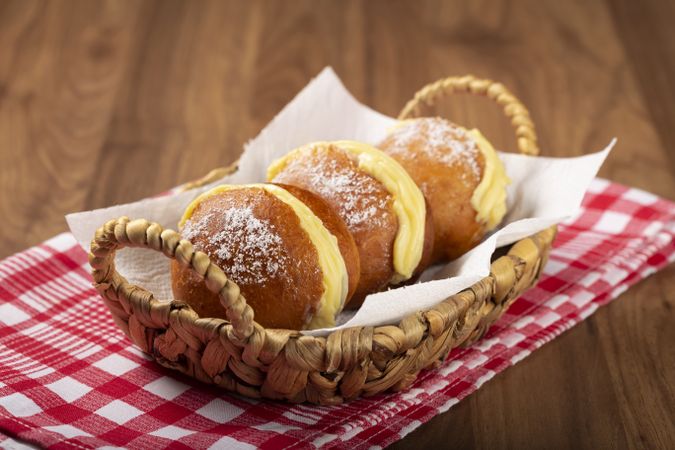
left=0, top=0, right=673, bottom=447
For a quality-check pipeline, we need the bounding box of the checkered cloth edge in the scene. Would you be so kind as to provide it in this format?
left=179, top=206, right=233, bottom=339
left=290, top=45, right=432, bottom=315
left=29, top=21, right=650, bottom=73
left=0, top=178, right=673, bottom=450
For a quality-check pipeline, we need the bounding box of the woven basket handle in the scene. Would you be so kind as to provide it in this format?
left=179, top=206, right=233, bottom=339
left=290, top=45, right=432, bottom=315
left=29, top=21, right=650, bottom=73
left=89, top=217, right=255, bottom=341
left=398, top=75, right=540, bottom=156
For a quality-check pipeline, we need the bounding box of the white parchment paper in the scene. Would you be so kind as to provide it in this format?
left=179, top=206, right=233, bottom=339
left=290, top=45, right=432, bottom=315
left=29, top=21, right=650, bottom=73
left=66, top=67, right=614, bottom=336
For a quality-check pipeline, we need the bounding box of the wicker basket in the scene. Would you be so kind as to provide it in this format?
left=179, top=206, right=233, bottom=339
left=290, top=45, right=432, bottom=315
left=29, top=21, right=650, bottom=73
left=89, top=76, right=556, bottom=405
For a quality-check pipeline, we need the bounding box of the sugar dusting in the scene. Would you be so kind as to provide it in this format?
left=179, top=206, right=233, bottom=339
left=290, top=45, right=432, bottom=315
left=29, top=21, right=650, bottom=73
left=386, top=118, right=481, bottom=179
left=283, top=147, right=391, bottom=231
left=181, top=211, right=215, bottom=242
left=182, top=202, right=289, bottom=285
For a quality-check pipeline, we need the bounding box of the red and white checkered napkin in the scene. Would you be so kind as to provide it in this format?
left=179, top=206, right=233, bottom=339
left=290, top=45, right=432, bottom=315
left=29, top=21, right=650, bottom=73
left=0, top=179, right=673, bottom=450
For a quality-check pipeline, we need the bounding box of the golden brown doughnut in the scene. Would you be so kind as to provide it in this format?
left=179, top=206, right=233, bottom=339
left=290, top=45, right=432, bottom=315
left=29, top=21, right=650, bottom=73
left=267, top=141, right=434, bottom=305
left=378, top=117, right=510, bottom=261
left=171, top=183, right=359, bottom=330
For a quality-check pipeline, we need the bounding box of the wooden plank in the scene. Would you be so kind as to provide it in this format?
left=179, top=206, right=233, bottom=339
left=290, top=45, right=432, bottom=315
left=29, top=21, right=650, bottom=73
left=85, top=0, right=260, bottom=207
left=608, top=0, right=675, bottom=180
left=0, top=0, right=145, bottom=256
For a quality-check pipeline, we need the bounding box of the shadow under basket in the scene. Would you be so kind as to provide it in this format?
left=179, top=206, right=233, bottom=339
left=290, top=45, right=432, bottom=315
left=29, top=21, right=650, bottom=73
left=89, top=75, right=556, bottom=405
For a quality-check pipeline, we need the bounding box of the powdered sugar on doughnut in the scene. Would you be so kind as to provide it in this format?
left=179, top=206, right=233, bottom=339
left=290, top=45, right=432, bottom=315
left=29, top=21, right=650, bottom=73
left=181, top=211, right=215, bottom=242
left=182, top=203, right=289, bottom=285
left=297, top=150, right=390, bottom=231
left=386, top=117, right=481, bottom=179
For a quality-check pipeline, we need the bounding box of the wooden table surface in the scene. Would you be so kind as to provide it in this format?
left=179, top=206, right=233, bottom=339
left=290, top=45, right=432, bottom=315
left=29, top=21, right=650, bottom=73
left=1, top=0, right=674, bottom=448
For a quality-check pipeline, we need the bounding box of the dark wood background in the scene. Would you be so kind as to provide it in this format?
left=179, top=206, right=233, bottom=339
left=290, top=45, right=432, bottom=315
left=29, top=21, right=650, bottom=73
left=1, top=0, right=674, bottom=448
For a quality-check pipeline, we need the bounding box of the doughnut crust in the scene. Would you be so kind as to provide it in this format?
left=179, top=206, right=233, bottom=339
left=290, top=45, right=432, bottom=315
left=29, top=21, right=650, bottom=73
left=269, top=142, right=434, bottom=305
left=171, top=185, right=358, bottom=329
left=378, top=117, right=489, bottom=261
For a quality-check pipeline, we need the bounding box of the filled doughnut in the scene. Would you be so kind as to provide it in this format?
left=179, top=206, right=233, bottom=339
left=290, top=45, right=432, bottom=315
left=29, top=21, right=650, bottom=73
left=378, top=117, right=510, bottom=261
left=171, top=183, right=359, bottom=330
left=267, top=140, right=434, bottom=305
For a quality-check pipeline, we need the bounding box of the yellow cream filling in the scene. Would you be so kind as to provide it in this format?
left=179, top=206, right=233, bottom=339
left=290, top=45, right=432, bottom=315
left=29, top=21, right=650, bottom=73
left=469, top=129, right=511, bottom=231
left=268, top=141, right=427, bottom=283
left=179, top=184, right=349, bottom=329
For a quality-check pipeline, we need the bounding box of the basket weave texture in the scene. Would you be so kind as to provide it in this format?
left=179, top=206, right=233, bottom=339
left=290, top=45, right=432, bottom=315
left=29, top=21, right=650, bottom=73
left=89, top=76, right=556, bottom=404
